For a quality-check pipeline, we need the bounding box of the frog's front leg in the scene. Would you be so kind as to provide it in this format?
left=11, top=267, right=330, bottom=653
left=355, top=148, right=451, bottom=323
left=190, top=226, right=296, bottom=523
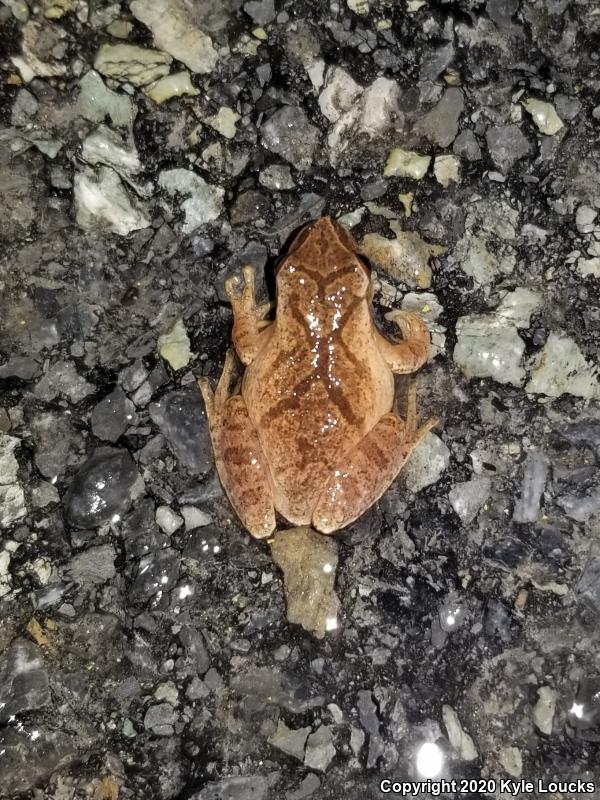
left=375, top=310, right=430, bottom=374
left=312, top=381, right=437, bottom=534
left=225, top=266, right=273, bottom=366
left=198, top=351, right=276, bottom=538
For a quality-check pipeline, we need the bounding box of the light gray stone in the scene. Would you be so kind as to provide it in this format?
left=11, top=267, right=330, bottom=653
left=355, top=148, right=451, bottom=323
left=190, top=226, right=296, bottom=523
left=74, top=166, right=150, bottom=236
left=77, top=70, right=135, bottom=128
left=442, top=705, right=478, bottom=761
left=304, top=726, right=336, bottom=772
left=67, top=544, right=117, bottom=584
left=449, top=477, right=491, bottom=524
left=158, top=168, right=224, bottom=233
left=454, top=314, right=526, bottom=386
left=261, top=106, right=320, bottom=171
left=268, top=719, right=310, bottom=761
left=130, top=0, right=218, bottom=74
left=526, top=334, right=599, bottom=400
left=416, top=87, right=464, bottom=147
left=403, top=432, right=450, bottom=493
left=94, top=43, right=173, bottom=86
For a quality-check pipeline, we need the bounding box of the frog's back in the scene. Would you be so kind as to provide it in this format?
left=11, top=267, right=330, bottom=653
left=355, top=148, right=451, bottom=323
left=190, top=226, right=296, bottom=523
left=241, top=219, right=395, bottom=524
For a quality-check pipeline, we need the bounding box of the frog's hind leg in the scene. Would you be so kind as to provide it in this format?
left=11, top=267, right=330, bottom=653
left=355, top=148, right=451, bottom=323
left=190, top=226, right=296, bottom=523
left=312, top=387, right=438, bottom=534
left=376, top=310, right=430, bottom=374
left=198, top=351, right=276, bottom=539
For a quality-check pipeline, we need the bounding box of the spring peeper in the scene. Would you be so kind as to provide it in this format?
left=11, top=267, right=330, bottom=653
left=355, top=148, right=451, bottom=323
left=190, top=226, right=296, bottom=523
left=198, top=217, right=436, bottom=538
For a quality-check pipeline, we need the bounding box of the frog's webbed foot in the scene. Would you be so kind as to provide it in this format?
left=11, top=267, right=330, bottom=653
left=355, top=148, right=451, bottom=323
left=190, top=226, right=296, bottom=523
left=376, top=310, right=430, bottom=374
left=198, top=351, right=276, bottom=539
left=225, top=266, right=274, bottom=365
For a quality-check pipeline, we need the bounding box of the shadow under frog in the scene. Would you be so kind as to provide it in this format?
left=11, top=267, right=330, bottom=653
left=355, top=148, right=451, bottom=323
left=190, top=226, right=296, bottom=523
left=199, top=217, right=436, bottom=538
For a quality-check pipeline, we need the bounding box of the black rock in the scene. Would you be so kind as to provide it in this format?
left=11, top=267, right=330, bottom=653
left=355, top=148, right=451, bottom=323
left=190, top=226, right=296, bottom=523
left=485, top=124, right=531, bottom=173
left=149, top=390, right=212, bottom=474
left=122, top=499, right=170, bottom=559
left=91, top=386, right=136, bottom=442
left=31, top=412, right=76, bottom=479
left=179, top=625, right=211, bottom=675
left=129, top=548, right=181, bottom=605
left=0, top=727, right=77, bottom=796
left=64, top=447, right=140, bottom=528
left=453, top=129, right=482, bottom=161
left=0, top=638, right=50, bottom=723
left=230, top=189, right=272, bottom=226
left=0, top=356, right=41, bottom=379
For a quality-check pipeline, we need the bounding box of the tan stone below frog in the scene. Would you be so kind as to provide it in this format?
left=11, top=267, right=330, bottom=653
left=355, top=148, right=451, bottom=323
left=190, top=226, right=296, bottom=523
left=198, top=217, right=437, bottom=538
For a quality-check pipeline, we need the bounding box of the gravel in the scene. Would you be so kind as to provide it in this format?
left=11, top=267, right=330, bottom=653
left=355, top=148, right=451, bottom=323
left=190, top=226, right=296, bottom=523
left=2, top=0, right=600, bottom=796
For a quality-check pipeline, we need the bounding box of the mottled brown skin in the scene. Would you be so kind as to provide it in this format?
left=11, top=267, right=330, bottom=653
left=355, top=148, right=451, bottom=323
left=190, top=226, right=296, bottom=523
left=198, top=217, right=436, bottom=537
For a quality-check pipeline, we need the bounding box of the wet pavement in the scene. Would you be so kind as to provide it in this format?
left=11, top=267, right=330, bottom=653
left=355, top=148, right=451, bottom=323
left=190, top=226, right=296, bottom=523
left=1, top=0, right=600, bottom=797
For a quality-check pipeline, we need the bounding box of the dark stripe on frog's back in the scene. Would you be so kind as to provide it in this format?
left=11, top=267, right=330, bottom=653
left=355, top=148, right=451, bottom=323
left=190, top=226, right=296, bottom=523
left=256, top=376, right=376, bottom=488
left=256, top=294, right=371, bottom=429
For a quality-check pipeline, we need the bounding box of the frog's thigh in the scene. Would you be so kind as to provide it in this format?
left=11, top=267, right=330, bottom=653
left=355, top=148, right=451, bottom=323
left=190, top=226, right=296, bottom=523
left=312, top=412, right=435, bottom=534
left=213, top=395, right=276, bottom=539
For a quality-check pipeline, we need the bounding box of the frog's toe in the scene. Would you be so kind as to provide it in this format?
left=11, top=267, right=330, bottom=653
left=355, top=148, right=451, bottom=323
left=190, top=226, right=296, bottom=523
left=225, top=274, right=241, bottom=299
left=386, top=309, right=422, bottom=337
left=241, top=265, right=256, bottom=291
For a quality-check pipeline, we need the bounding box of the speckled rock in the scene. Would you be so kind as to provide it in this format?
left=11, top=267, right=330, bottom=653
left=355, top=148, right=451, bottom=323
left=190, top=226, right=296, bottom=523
left=271, top=527, right=340, bottom=639
left=67, top=544, right=117, bottom=584
left=0, top=728, right=78, bottom=797
left=261, top=106, right=320, bottom=171
left=34, top=359, right=95, bottom=404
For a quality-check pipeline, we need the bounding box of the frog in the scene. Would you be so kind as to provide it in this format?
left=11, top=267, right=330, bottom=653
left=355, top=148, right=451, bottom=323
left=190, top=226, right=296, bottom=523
left=198, top=216, right=436, bottom=538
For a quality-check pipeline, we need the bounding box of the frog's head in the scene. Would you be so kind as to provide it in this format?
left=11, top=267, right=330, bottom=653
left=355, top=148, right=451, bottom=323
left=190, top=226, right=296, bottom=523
left=276, top=217, right=371, bottom=299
